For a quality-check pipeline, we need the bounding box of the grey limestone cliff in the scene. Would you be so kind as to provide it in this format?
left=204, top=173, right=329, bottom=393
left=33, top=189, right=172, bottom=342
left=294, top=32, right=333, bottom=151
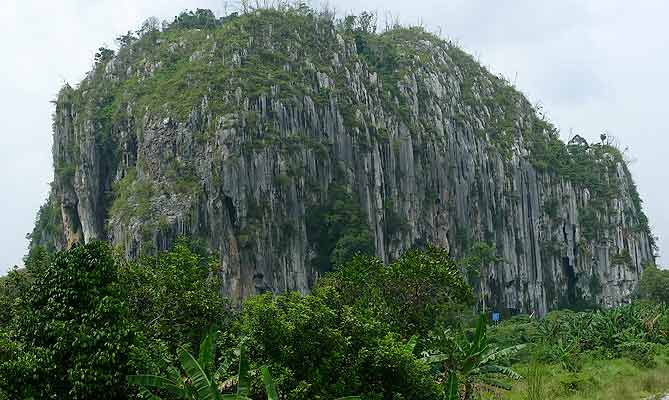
left=29, top=8, right=655, bottom=315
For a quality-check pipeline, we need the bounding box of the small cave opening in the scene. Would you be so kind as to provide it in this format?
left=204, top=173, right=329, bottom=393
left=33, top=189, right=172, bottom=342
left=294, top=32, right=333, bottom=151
left=224, top=195, right=237, bottom=229
left=253, top=272, right=271, bottom=293
left=563, top=256, right=577, bottom=305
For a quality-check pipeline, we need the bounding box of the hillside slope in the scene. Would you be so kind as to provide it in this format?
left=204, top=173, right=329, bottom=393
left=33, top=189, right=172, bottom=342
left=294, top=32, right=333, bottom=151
left=29, top=8, right=655, bottom=315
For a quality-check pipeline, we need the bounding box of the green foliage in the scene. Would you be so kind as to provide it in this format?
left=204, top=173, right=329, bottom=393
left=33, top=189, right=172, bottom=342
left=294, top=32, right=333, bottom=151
left=131, top=329, right=361, bottom=400
left=383, top=200, right=409, bottom=237
left=618, top=341, right=656, bottom=368
left=578, top=207, right=602, bottom=242
left=167, top=159, right=201, bottom=194
left=4, top=239, right=476, bottom=399
left=482, top=304, right=669, bottom=399
left=168, top=9, right=224, bottom=30
left=306, top=184, right=375, bottom=271
left=27, top=189, right=65, bottom=254
left=460, top=241, right=502, bottom=283
left=110, top=168, right=155, bottom=224
left=23, top=244, right=51, bottom=274
left=0, top=329, right=51, bottom=400
left=95, top=47, right=115, bottom=65
left=0, top=267, right=31, bottom=327
left=6, top=242, right=137, bottom=399
left=422, top=314, right=525, bottom=399
left=543, top=198, right=560, bottom=220
left=501, top=349, right=669, bottom=400
left=445, top=372, right=459, bottom=400
left=0, top=240, right=234, bottom=399
left=522, top=364, right=547, bottom=400
left=272, top=174, right=291, bottom=190
left=129, top=327, right=225, bottom=400
left=639, top=265, right=669, bottom=304
left=240, top=290, right=440, bottom=400
left=317, top=245, right=474, bottom=337
left=526, top=130, right=651, bottom=244
left=611, top=249, right=633, bottom=267
left=238, top=246, right=473, bottom=399
left=5, top=235, right=669, bottom=400
left=119, top=239, right=231, bottom=350
left=491, top=302, right=669, bottom=372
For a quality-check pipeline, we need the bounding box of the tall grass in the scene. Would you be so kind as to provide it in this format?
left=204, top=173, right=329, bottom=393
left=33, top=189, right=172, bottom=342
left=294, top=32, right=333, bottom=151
left=523, top=364, right=546, bottom=400
left=503, top=346, right=669, bottom=400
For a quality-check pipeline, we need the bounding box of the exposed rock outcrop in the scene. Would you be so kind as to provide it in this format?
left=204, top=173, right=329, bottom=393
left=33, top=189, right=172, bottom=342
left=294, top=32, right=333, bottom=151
left=30, top=8, right=655, bottom=315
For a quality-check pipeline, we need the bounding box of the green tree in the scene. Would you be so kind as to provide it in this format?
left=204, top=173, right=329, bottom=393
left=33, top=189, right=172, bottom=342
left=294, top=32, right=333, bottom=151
left=317, top=245, right=474, bottom=337
left=460, top=241, right=503, bottom=311
left=240, top=292, right=439, bottom=400
left=116, top=31, right=137, bottom=47
left=94, top=47, right=115, bottom=64
left=306, top=185, right=375, bottom=271
left=0, top=329, right=50, bottom=399
left=118, top=240, right=231, bottom=351
left=170, top=9, right=220, bottom=30
left=131, top=328, right=360, bottom=400
left=238, top=247, right=472, bottom=399
left=639, top=264, right=669, bottom=304
left=10, top=242, right=138, bottom=399
left=0, top=267, right=31, bottom=327
left=23, top=244, right=51, bottom=273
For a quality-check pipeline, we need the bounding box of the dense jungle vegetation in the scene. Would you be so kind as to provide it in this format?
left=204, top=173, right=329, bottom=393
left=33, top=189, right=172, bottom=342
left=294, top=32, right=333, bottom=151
left=1, top=240, right=668, bottom=399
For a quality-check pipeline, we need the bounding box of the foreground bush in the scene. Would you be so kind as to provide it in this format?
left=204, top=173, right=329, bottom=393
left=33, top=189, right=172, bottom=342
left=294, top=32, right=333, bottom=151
left=6, top=242, right=137, bottom=399
left=237, top=247, right=474, bottom=399
left=0, top=241, right=477, bottom=399
left=6, top=239, right=664, bottom=399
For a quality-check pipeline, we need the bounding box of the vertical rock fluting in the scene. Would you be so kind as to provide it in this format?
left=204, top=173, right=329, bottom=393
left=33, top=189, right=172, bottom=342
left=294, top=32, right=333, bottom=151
left=32, top=9, right=654, bottom=315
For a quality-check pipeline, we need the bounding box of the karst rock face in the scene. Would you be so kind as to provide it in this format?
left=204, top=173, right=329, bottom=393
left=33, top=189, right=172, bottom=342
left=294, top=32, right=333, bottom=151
left=30, top=8, right=655, bottom=315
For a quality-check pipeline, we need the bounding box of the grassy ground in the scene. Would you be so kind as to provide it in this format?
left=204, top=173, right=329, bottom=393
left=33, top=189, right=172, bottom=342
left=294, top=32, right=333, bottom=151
left=480, top=345, right=669, bottom=400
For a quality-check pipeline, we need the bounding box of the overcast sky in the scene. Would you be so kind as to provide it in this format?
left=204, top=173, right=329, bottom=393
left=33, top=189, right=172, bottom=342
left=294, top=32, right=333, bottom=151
left=1, top=1, right=667, bottom=274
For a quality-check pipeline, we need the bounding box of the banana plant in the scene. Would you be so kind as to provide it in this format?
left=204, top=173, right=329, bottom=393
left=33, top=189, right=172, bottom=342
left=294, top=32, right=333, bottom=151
left=128, top=327, right=238, bottom=400
left=422, top=314, right=525, bottom=400
left=129, top=329, right=361, bottom=400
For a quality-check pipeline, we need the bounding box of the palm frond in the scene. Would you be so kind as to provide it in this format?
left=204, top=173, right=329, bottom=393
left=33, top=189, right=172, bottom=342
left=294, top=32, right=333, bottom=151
left=445, top=372, right=459, bottom=400
left=420, top=353, right=450, bottom=364
left=139, top=386, right=166, bottom=400
left=479, top=344, right=526, bottom=365
left=236, top=343, right=250, bottom=397
left=404, top=335, right=418, bottom=353
left=478, top=376, right=512, bottom=390
left=198, top=327, right=218, bottom=372
left=179, top=346, right=215, bottom=400
left=479, top=364, right=523, bottom=380
left=261, top=367, right=279, bottom=400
